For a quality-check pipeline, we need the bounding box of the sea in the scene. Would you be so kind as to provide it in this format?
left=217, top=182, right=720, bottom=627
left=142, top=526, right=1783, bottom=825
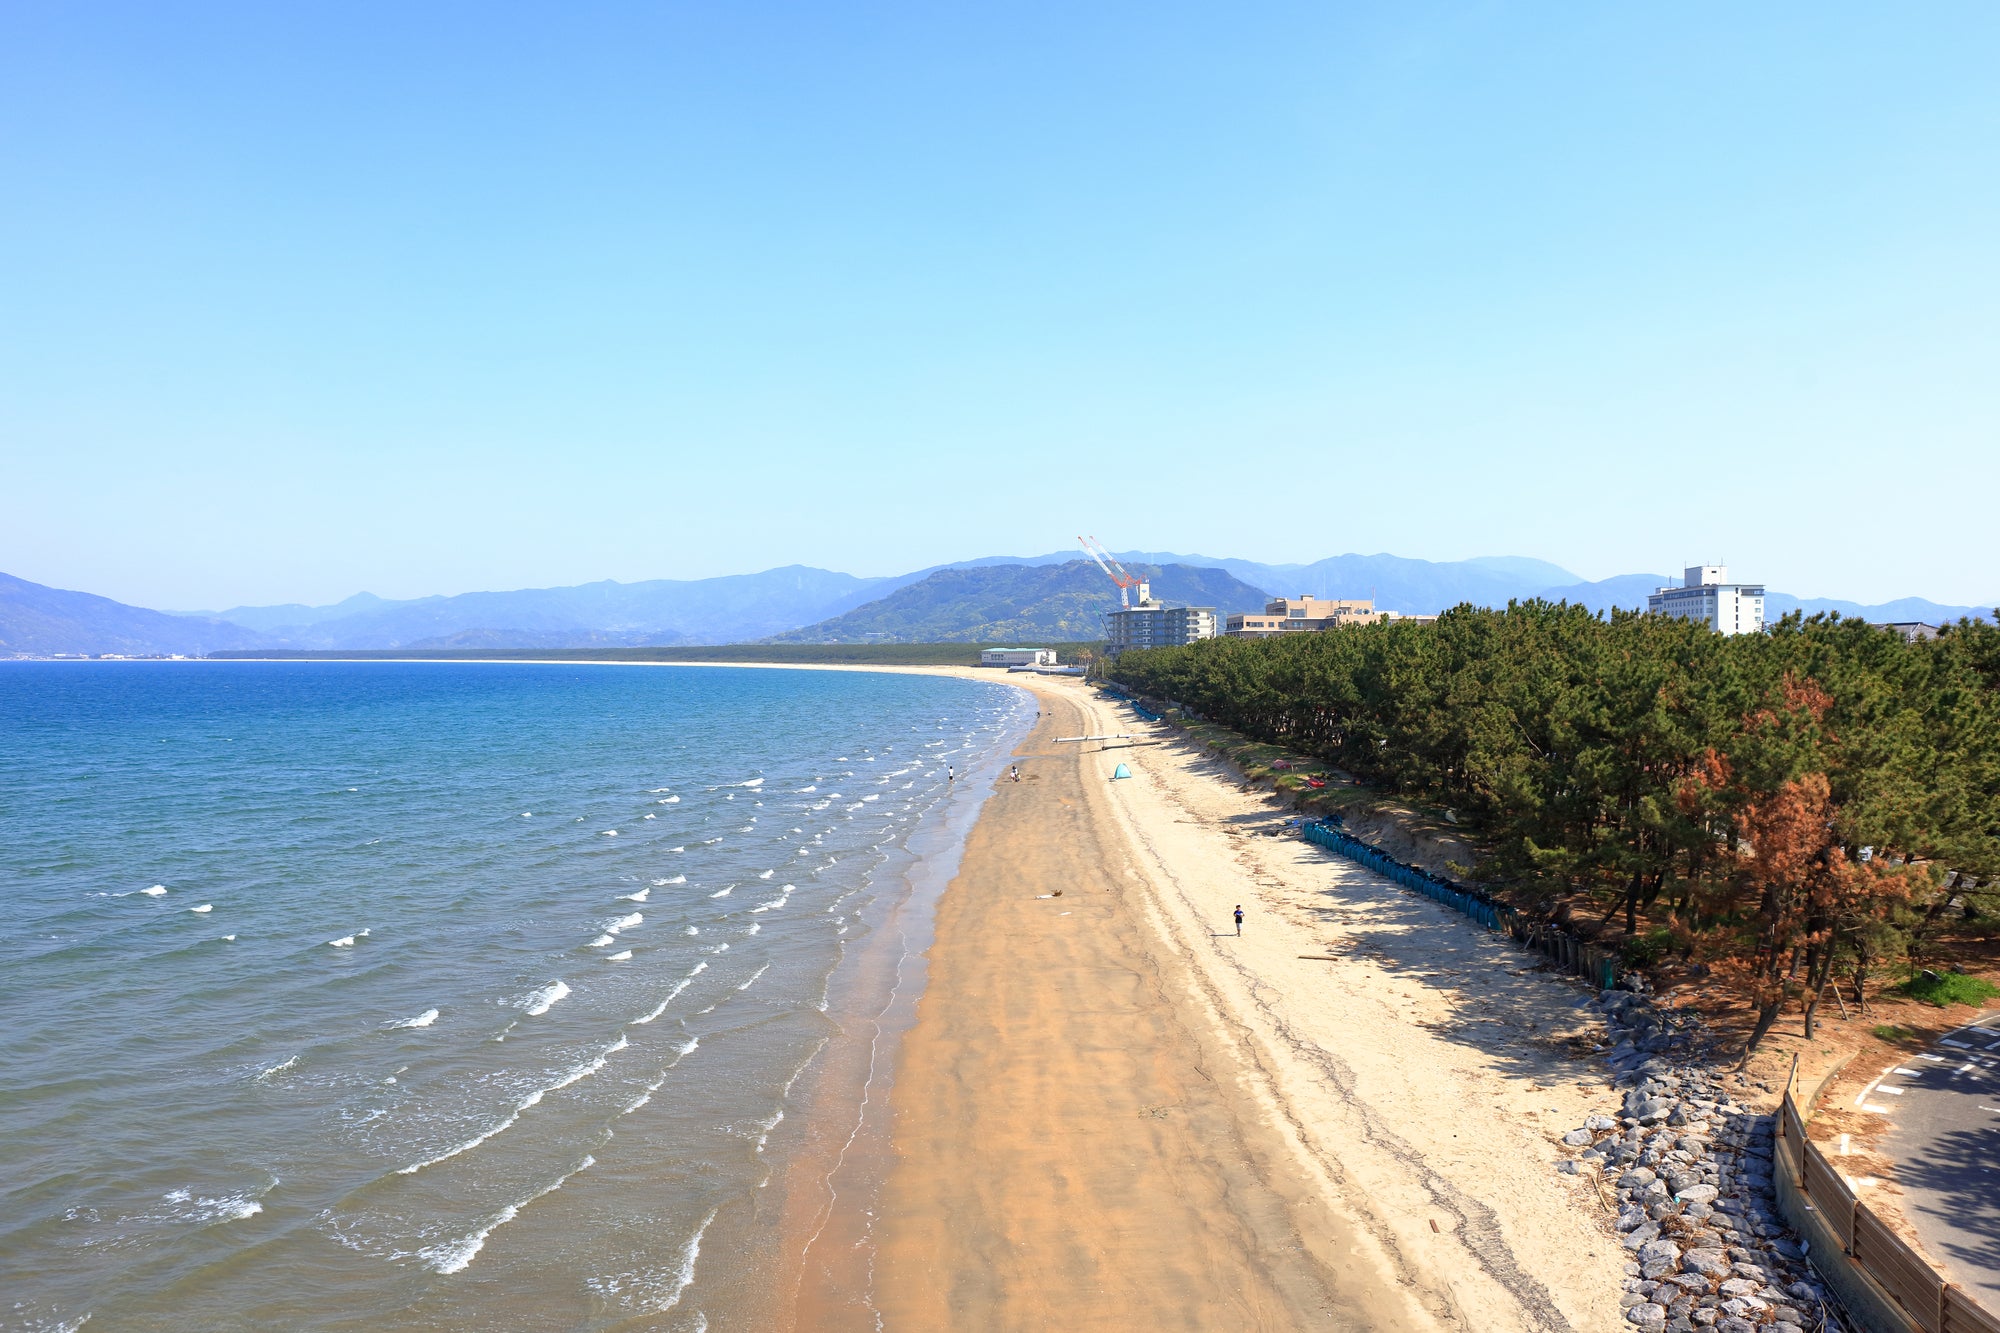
left=0, top=660, right=1031, bottom=1331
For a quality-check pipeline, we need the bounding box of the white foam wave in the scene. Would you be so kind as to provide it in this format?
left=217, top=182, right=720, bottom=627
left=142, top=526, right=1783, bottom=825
left=660, top=875, right=686, bottom=885
left=740, top=777, right=764, bottom=788
left=736, top=963, right=770, bottom=992
left=521, top=811, right=532, bottom=817
left=421, top=1154, right=595, bottom=1274
left=161, top=1186, right=266, bottom=1226
left=862, top=794, right=880, bottom=803
left=669, top=846, right=685, bottom=853
left=388, top=1009, right=439, bottom=1030
left=221, top=934, right=236, bottom=941
left=757, top=870, right=774, bottom=880
left=256, top=1054, right=298, bottom=1081
left=601, top=829, right=619, bottom=836
left=643, top=813, right=656, bottom=820
left=684, top=926, right=698, bottom=936
left=745, top=922, right=761, bottom=934
left=588, top=934, right=616, bottom=948
left=585, top=1207, right=718, bottom=1312
left=658, top=795, right=680, bottom=804
left=141, top=885, right=167, bottom=897
left=328, top=935, right=356, bottom=948
left=607, top=949, right=633, bottom=961
left=750, top=885, right=794, bottom=914
left=709, top=886, right=731, bottom=898
left=793, top=785, right=816, bottom=793
left=519, top=980, right=570, bottom=1016
left=648, top=788, right=672, bottom=793
left=609, top=912, right=642, bottom=933
left=633, top=977, right=693, bottom=1023
left=402, top=1038, right=622, bottom=1174
left=621, top=888, right=651, bottom=902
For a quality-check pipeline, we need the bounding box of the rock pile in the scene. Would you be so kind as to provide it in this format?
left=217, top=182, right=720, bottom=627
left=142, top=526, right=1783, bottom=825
left=1555, top=989, right=1833, bottom=1332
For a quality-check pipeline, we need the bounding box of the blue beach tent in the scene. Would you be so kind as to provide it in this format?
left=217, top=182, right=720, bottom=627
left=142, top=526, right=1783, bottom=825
left=1111, top=763, right=1131, bottom=780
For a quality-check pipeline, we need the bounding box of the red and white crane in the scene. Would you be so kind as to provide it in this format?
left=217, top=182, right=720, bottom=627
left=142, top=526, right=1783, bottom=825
left=1077, top=535, right=1150, bottom=608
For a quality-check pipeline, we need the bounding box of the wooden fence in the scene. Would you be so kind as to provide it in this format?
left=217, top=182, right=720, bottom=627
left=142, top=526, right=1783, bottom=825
left=1777, top=1060, right=1999, bottom=1333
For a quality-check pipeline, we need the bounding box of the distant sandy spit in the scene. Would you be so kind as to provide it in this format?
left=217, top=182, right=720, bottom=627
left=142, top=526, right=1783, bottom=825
left=778, top=676, right=1625, bottom=1331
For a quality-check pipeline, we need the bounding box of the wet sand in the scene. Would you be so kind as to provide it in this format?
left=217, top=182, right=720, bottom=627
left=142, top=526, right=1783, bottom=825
left=772, top=669, right=1626, bottom=1332
left=789, top=686, right=1425, bottom=1330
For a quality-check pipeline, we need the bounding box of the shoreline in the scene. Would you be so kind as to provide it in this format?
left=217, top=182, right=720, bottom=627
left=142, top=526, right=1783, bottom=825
left=725, top=672, right=1036, bottom=1328
left=784, top=675, right=1631, bottom=1330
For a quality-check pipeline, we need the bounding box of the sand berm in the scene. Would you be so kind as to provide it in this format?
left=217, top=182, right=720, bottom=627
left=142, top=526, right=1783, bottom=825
left=750, top=667, right=1628, bottom=1331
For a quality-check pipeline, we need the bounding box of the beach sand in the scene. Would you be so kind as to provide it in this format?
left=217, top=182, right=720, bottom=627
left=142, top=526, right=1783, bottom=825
left=775, top=671, right=1626, bottom=1331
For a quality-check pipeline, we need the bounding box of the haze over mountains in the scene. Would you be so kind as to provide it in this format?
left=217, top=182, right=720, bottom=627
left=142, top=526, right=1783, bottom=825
left=2, top=553, right=1993, bottom=657
left=768, top=562, right=1274, bottom=644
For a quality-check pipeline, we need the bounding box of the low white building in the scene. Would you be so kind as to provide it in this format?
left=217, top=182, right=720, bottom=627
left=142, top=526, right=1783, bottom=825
left=980, top=647, right=1059, bottom=668
left=1647, top=565, right=1766, bottom=636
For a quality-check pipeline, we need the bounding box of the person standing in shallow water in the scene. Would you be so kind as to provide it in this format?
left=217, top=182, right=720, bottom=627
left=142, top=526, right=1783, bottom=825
left=1233, top=904, right=1243, bottom=935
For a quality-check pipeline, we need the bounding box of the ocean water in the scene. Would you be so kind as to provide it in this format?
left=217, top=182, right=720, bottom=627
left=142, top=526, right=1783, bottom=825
left=0, top=661, right=1029, bottom=1331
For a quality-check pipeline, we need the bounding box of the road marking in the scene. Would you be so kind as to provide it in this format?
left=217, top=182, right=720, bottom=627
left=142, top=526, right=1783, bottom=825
left=1863, top=1104, right=1893, bottom=1114
left=1941, top=1039, right=1972, bottom=1049
left=1921, top=1054, right=1946, bottom=1062
left=1838, top=1133, right=1851, bottom=1156
left=1879, top=1086, right=1905, bottom=1095
left=1960, top=1063, right=1978, bottom=1075
left=1986, top=1041, right=2000, bottom=1051
left=1894, top=1067, right=1923, bottom=1077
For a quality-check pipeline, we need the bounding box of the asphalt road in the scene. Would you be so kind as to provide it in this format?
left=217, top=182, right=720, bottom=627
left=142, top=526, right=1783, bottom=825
left=1870, top=1010, right=2000, bottom=1309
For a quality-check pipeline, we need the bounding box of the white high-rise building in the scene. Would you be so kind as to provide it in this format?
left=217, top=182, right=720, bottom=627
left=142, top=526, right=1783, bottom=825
left=1647, top=565, right=1766, bottom=636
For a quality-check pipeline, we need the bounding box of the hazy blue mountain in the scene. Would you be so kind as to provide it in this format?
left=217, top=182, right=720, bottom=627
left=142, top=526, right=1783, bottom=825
left=932, top=550, right=1582, bottom=615
left=1536, top=574, right=1673, bottom=615
left=1528, top=575, right=1993, bottom=624
left=1461, top=555, right=1584, bottom=586
left=768, top=561, right=1272, bottom=644
left=14, top=556, right=1992, bottom=656
left=193, top=566, right=915, bottom=649
left=188, top=591, right=397, bottom=633
left=1766, top=593, right=1993, bottom=625
left=0, top=573, right=267, bottom=656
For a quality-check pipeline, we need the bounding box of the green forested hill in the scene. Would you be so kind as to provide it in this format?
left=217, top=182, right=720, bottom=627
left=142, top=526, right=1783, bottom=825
left=767, top=561, right=1271, bottom=643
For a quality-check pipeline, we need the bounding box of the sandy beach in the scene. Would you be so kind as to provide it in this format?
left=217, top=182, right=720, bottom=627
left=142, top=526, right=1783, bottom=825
left=769, top=671, right=1628, bottom=1331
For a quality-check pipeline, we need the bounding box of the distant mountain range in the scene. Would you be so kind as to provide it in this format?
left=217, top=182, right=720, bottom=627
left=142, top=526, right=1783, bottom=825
left=768, top=561, right=1273, bottom=644
left=3, top=552, right=1993, bottom=657
left=0, top=572, right=265, bottom=657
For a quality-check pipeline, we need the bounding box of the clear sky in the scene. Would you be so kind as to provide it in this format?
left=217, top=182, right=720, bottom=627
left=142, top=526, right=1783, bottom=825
left=4, top=2, right=1997, bottom=610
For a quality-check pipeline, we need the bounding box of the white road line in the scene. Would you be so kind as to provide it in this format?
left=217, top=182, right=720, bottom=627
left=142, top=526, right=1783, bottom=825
left=1880, top=1086, right=1905, bottom=1095
left=1942, top=1039, right=1972, bottom=1049
left=1894, top=1067, right=1923, bottom=1077
left=1960, top=1063, right=1979, bottom=1075
left=1921, top=1054, right=1946, bottom=1062
left=1863, top=1104, right=1893, bottom=1114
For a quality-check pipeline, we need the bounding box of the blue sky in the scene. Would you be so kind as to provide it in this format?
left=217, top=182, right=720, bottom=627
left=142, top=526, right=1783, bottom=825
left=4, top=2, right=1996, bottom=609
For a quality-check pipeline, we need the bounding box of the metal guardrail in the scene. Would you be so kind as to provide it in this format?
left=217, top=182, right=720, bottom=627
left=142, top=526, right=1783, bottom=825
left=1300, top=819, right=1622, bottom=989
left=1778, top=1061, right=1999, bottom=1333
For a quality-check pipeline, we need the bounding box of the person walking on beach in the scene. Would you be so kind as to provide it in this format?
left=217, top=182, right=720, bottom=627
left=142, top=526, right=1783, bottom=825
left=1010, top=765, right=1020, bottom=783
left=1233, top=904, right=1244, bottom=935
left=947, top=765, right=954, bottom=783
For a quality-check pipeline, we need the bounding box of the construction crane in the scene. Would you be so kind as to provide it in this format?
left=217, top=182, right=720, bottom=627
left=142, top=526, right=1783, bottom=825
left=1078, top=535, right=1150, bottom=608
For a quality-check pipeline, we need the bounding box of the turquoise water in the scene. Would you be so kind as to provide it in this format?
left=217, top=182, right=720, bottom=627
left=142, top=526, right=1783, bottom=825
left=0, top=662, right=1028, bottom=1331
